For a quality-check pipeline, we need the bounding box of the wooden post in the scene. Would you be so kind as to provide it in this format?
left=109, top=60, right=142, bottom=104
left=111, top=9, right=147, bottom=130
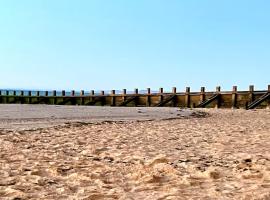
left=172, top=87, right=177, bottom=94
left=185, top=87, right=190, bottom=108
left=0, top=90, right=1, bottom=96
left=134, top=88, right=139, bottom=106
left=19, top=91, right=24, bottom=104
left=159, top=88, right=163, bottom=103
left=37, top=91, right=40, bottom=96
left=71, top=90, right=75, bottom=96
left=200, top=87, right=205, bottom=104
left=44, top=91, right=48, bottom=104
left=80, top=90, right=84, bottom=105
left=12, top=91, right=16, bottom=96
left=90, top=90, right=94, bottom=103
left=172, top=87, right=177, bottom=107
left=27, top=91, right=32, bottom=104
left=232, top=86, right=237, bottom=109
left=52, top=90, right=57, bottom=104
left=146, top=88, right=151, bottom=106
left=111, top=90, right=115, bottom=106
left=122, top=89, right=127, bottom=103
left=267, top=85, right=270, bottom=109
left=249, top=85, right=254, bottom=105
left=5, top=91, right=9, bottom=103
left=215, top=86, right=221, bottom=108
left=101, top=91, right=105, bottom=106
left=62, top=90, right=66, bottom=96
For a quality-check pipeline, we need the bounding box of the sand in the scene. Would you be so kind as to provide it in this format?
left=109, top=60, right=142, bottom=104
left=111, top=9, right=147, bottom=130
left=0, top=105, right=270, bottom=200
left=0, top=105, right=198, bottom=131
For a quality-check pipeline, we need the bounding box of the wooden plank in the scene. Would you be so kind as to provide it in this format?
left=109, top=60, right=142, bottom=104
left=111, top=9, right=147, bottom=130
left=196, top=93, right=220, bottom=108
left=119, top=96, right=138, bottom=106
left=247, top=92, right=270, bottom=109
left=155, top=94, right=177, bottom=107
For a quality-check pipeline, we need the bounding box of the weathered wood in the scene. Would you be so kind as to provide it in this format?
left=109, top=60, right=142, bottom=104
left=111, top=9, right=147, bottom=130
left=155, top=94, right=177, bottom=107
left=122, top=89, right=127, bottom=103
left=249, top=85, right=254, bottom=103
left=268, top=85, right=270, bottom=109
left=200, top=87, right=205, bottom=103
left=119, top=96, right=138, bottom=106
left=196, top=93, right=220, bottom=108
left=172, top=87, right=177, bottom=106
left=100, top=91, right=105, bottom=105
left=111, top=90, right=116, bottom=106
left=28, top=91, right=32, bottom=104
left=19, top=91, right=24, bottom=104
left=80, top=90, right=85, bottom=105
left=146, top=88, right=151, bottom=106
left=134, top=89, right=139, bottom=106
left=90, top=90, right=95, bottom=103
left=58, top=97, right=73, bottom=105
left=215, top=86, right=221, bottom=108
left=185, top=87, right=190, bottom=108
left=232, top=86, right=237, bottom=109
left=247, top=86, right=270, bottom=109
left=1, top=86, right=270, bottom=109
left=52, top=90, right=57, bottom=104
left=71, top=90, right=75, bottom=96
left=159, top=88, right=164, bottom=103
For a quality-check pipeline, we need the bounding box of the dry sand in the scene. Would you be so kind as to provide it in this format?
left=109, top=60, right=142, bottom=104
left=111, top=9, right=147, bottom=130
left=0, top=105, right=270, bottom=200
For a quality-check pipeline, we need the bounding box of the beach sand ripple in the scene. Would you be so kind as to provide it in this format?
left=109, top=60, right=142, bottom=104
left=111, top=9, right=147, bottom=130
left=0, top=109, right=270, bottom=199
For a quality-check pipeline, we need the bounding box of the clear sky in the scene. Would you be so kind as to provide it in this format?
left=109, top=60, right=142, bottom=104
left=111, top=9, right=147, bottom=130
left=0, top=0, right=269, bottom=92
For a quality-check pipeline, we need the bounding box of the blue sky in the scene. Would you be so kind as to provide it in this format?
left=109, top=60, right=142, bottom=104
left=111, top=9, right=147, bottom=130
left=0, top=0, right=269, bottom=92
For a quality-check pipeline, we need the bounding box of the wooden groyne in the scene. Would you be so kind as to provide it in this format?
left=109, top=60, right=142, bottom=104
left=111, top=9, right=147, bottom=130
left=0, top=85, right=269, bottom=109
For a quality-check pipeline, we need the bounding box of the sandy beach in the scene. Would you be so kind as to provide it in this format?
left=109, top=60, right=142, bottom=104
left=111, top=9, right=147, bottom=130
left=0, top=105, right=269, bottom=199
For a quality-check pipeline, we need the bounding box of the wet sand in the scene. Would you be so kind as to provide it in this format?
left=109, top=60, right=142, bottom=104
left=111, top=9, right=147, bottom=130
left=0, top=105, right=198, bottom=131
left=0, top=106, right=269, bottom=199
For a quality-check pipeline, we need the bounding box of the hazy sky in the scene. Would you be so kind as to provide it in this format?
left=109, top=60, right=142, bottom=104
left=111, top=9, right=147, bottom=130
left=0, top=0, right=269, bottom=92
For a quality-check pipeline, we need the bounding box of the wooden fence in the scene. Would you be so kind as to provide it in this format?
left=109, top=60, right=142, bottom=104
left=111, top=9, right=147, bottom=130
left=0, top=85, right=269, bottom=109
